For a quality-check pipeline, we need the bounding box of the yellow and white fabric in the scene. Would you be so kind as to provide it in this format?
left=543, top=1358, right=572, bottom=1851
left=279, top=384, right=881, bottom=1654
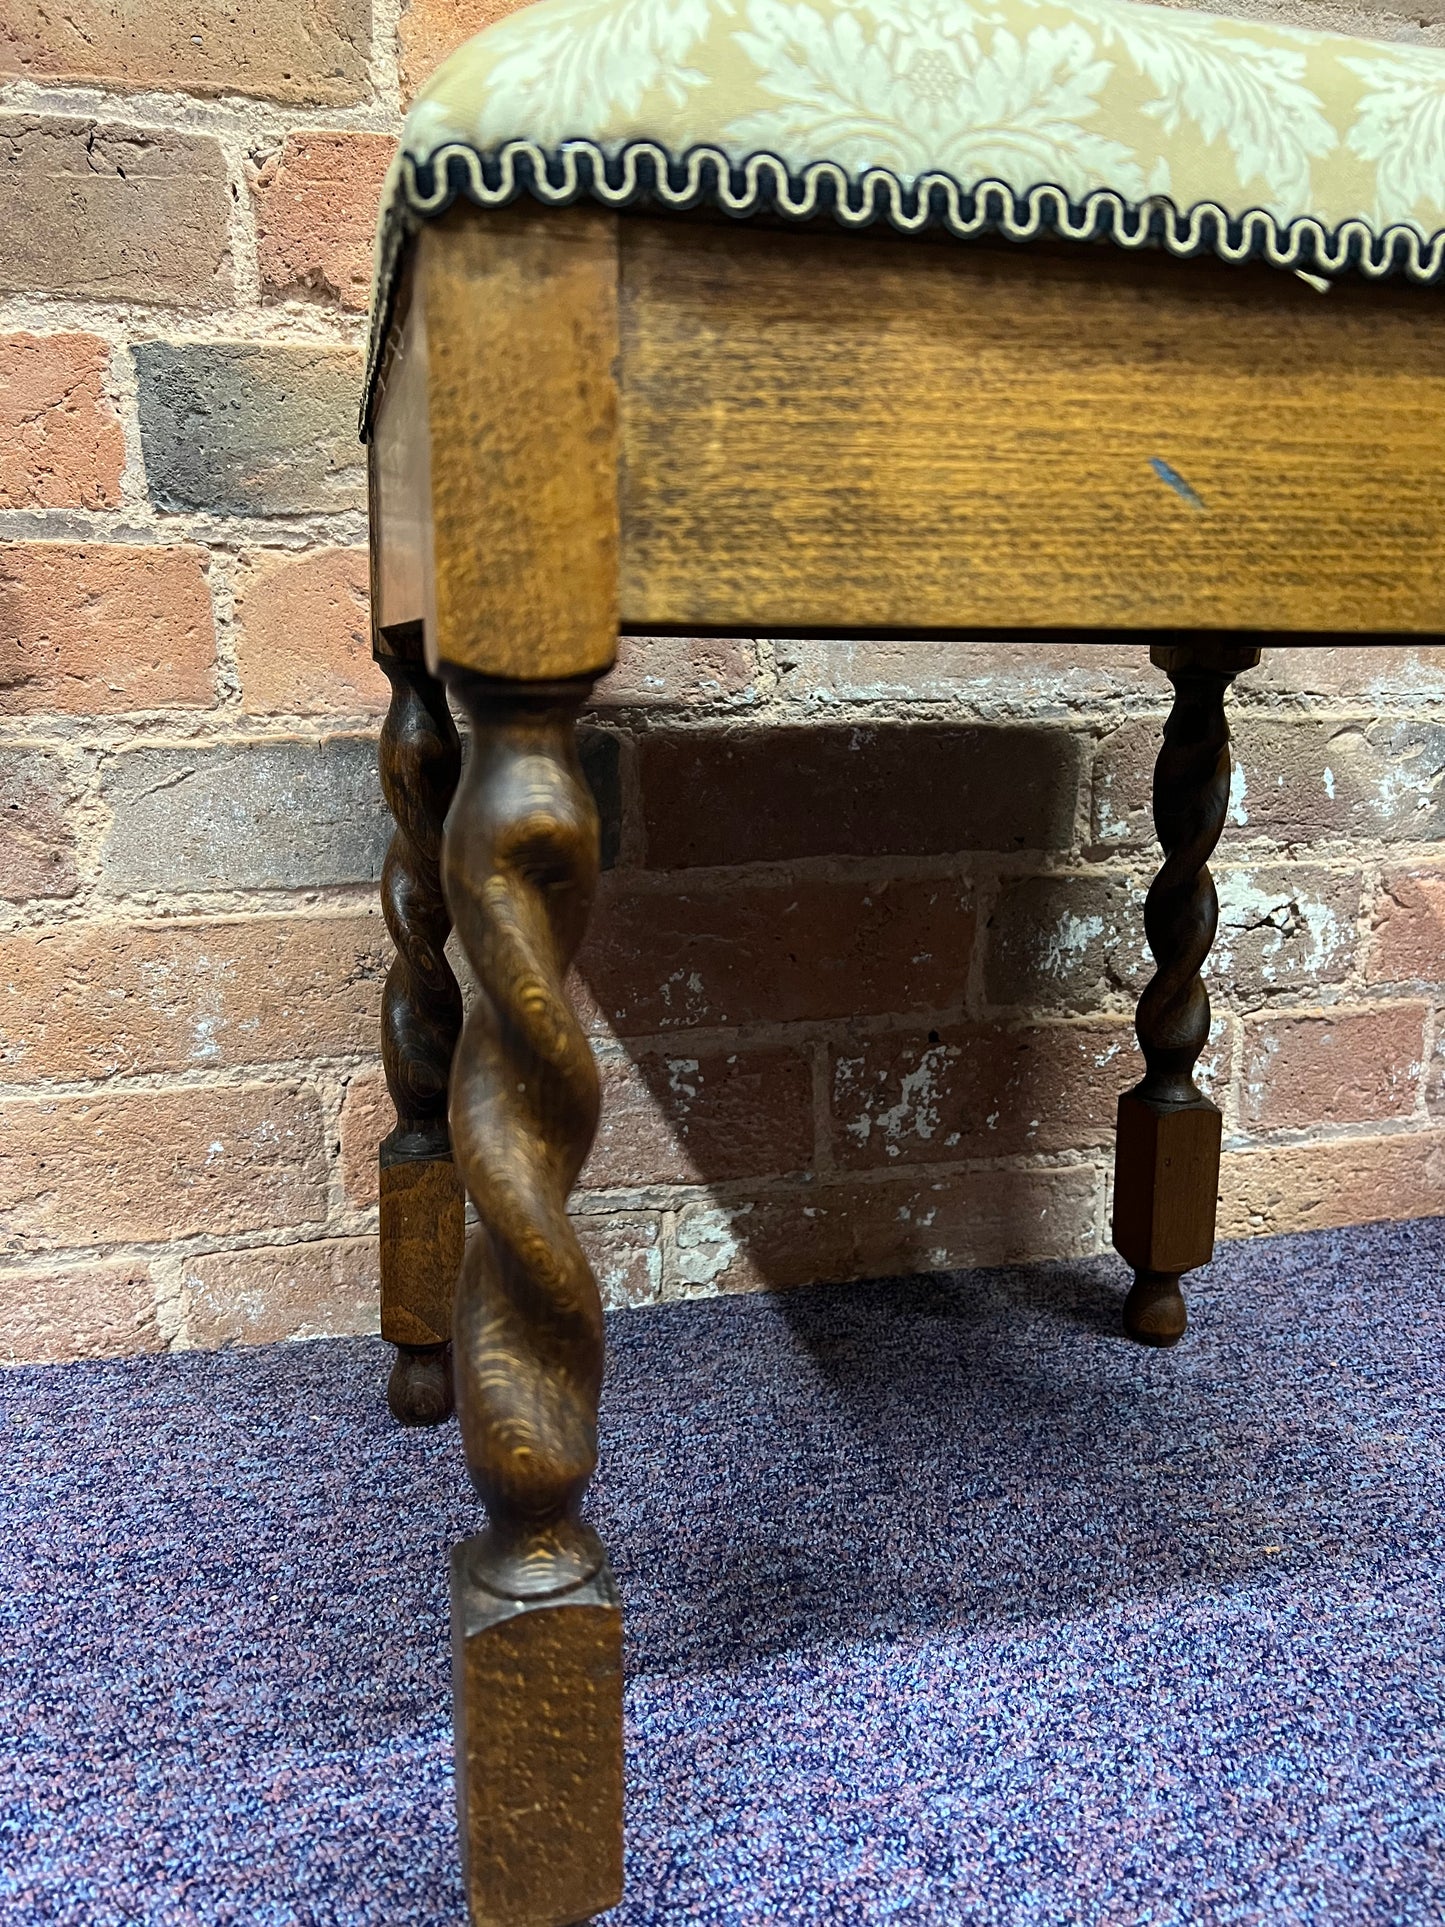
left=366, top=0, right=1445, bottom=422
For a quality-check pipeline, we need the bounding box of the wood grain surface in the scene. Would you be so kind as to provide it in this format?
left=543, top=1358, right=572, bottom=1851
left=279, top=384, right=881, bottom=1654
left=617, top=219, right=1445, bottom=635
left=420, top=204, right=620, bottom=680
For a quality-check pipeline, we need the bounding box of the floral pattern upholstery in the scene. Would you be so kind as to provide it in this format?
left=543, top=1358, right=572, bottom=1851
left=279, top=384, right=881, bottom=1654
left=365, top=0, right=1445, bottom=420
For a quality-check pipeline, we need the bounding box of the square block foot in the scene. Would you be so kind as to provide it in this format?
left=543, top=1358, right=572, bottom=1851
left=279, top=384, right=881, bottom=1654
left=451, top=1540, right=624, bottom=1927
left=1112, top=1090, right=1222, bottom=1278
left=379, top=1148, right=464, bottom=1349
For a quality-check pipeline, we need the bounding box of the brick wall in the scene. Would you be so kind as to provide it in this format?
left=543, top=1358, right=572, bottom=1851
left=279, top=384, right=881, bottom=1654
left=5, top=0, right=1445, bottom=1365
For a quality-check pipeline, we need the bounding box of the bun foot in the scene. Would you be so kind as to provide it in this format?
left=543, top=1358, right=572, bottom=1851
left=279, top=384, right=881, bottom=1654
left=1123, top=1270, right=1188, bottom=1348
left=388, top=1342, right=455, bottom=1424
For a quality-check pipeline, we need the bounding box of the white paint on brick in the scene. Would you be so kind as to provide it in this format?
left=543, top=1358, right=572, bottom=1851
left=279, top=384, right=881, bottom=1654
left=1042, top=911, right=1105, bottom=979
left=673, top=1203, right=745, bottom=1291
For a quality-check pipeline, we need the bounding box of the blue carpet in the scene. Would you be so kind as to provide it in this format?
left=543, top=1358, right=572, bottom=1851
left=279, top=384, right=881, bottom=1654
left=3, top=1218, right=1444, bottom=1925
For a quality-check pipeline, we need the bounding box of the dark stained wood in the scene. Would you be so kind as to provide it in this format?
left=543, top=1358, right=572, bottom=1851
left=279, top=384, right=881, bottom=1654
left=1113, top=640, right=1261, bottom=1345
left=375, top=619, right=465, bottom=1424
left=452, top=1551, right=623, bottom=1927
left=440, top=669, right=623, bottom=1924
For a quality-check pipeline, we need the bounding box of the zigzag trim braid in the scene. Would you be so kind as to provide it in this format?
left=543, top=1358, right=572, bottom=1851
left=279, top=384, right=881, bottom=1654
left=362, top=139, right=1445, bottom=433
left=1133, top=663, right=1235, bottom=1107
left=444, top=682, right=606, bottom=1602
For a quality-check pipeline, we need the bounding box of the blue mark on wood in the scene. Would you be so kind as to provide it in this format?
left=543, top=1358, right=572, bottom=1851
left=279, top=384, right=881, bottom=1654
left=1149, top=457, right=1206, bottom=511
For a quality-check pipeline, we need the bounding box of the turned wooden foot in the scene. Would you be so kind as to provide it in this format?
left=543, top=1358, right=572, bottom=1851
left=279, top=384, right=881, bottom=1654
left=375, top=621, right=464, bottom=1423
left=442, top=674, right=624, bottom=1927
left=1113, top=642, right=1259, bottom=1343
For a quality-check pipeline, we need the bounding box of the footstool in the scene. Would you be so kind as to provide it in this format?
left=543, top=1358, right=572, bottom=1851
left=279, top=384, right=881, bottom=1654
left=362, top=2, right=1445, bottom=1918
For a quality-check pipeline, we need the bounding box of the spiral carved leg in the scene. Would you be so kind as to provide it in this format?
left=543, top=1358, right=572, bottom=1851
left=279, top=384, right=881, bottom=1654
left=375, top=622, right=465, bottom=1424
left=1113, top=642, right=1260, bottom=1346
left=441, top=673, right=623, bottom=1927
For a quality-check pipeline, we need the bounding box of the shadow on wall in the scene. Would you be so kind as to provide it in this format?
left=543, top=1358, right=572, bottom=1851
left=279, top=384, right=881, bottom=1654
left=556, top=712, right=1159, bottom=1303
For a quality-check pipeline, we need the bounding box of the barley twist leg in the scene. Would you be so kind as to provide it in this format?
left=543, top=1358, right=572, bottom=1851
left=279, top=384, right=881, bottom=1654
left=1114, top=641, right=1260, bottom=1345
left=441, top=673, right=622, bottom=1926
left=376, top=625, right=464, bottom=1423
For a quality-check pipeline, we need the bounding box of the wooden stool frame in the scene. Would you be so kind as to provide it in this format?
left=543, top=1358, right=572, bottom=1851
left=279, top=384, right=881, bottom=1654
left=367, top=199, right=1445, bottom=1925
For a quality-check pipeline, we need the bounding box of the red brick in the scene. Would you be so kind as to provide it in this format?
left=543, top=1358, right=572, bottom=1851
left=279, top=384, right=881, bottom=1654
left=584, top=1047, right=814, bottom=1187
left=0, top=1086, right=327, bottom=1251
left=338, top=1066, right=389, bottom=1207
left=575, top=872, right=975, bottom=1035
left=1368, top=869, right=1445, bottom=984
left=0, top=748, right=77, bottom=900
left=577, top=1213, right=662, bottom=1309
left=1220, top=1128, right=1445, bottom=1240
left=234, top=548, right=384, bottom=716
left=776, top=638, right=1148, bottom=711
left=398, top=0, right=528, bottom=98
left=0, top=116, right=232, bottom=305
left=0, top=543, right=214, bottom=715
left=1, top=1, right=373, bottom=105
left=182, top=1237, right=379, bottom=1347
left=592, top=635, right=758, bottom=709
left=345, top=1046, right=814, bottom=1196
left=641, top=724, right=1079, bottom=867
left=671, top=1164, right=1100, bottom=1294
left=1240, top=1005, right=1427, bottom=1131
left=1092, top=716, right=1445, bottom=853
left=0, top=912, right=386, bottom=1082
left=0, top=1257, right=159, bottom=1364
left=1250, top=647, right=1445, bottom=705
left=0, top=333, right=123, bottom=510
left=831, top=1020, right=1229, bottom=1167
left=254, top=132, right=395, bottom=312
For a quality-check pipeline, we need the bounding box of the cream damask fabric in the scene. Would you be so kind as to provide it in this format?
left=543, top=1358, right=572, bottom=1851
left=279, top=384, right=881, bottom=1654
left=366, top=0, right=1445, bottom=418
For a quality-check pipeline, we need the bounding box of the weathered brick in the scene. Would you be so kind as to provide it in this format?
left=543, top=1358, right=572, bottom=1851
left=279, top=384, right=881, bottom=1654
left=0, top=1257, right=158, bottom=1365
left=1220, top=1128, right=1445, bottom=1240
left=0, top=117, right=231, bottom=305
left=99, top=736, right=387, bottom=894
left=1250, top=646, right=1445, bottom=705
left=0, top=1085, right=327, bottom=1251
left=577, top=1213, right=663, bottom=1309
left=1212, top=866, right=1363, bottom=998
left=984, top=874, right=1143, bottom=1011
left=1368, top=868, right=1445, bottom=984
left=337, top=1065, right=388, bottom=1206
left=0, top=1, right=373, bottom=105
left=0, top=912, right=386, bottom=1081
left=584, top=1046, right=814, bottom=1187
left=182, top=1237, right=379, bottom=1348
left=775, top=638, right=1149, bottom=712
left=1240, top=1005, right=1427, bottom=1131
left=134, top=342, right=366, bottom=516
left=0, top=747, right=77, bottom=900
left=641, top=724, right=1079, bottom=867
left=984, top=865, right=1362, bottom=1010
left=0, top=332, right=124, bottom=510
left=1093, top=717, right=1445, bottom=852
left=254, top=132, right=395, bottom=312
left=398, top=0, right=527, bottom=98
left=671, top=1164, right=1100, bottom=1295
left=592, top=635, right=759, bottom=709
left=234, top=548, right=383, bottom=715
left=575, top=872, right=976, bottom=1034
left=1, top=542, right=214, bottom=715
left=100, top=737, right=388, bottom=893
left=831, top=1019, right=1229, bottom=1167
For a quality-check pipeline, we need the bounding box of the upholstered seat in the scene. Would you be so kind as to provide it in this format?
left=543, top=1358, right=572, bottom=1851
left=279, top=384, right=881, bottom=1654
left=369, top=0, right=1445, bottom=405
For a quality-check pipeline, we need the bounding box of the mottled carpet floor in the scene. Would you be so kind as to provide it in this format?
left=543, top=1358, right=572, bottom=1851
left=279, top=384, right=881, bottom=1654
left=3, top=1218, right=1444, bottom=1925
